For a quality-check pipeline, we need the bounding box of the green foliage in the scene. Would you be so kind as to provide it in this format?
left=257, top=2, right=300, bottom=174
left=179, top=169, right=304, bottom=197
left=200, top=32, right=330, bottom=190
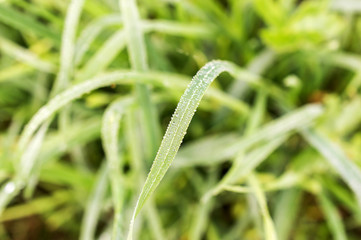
left=259, top=0, right=344, bottom=52
left=1, top=0, right=361, bottom=239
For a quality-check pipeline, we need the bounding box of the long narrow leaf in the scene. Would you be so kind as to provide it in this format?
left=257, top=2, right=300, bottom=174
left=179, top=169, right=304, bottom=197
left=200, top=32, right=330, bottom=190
left=174, top=104, right=323, bottom=167
left=248, top=174, right=278, bottom=240
left=18, top=70, right=247, bottom=157
left=120, top=0, right=161, bottom=161
left=127, top=60, right=241, bottom=239
left=0, top=4, right=60, bottom=45
left=101, top=98, right=132, bottom=239
left=302, top=128, right=361, bottom=209
left=80, top=164, right=108, bottom=240
left=318, top=192, right=347, bottom=240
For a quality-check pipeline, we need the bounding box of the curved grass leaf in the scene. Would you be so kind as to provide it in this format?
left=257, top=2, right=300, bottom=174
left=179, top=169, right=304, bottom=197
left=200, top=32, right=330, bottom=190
left=2, top=0, right=87, bottom=209
left=18, top=70, right=249, bottom=156
left=126, top=60, right=242, bottom=239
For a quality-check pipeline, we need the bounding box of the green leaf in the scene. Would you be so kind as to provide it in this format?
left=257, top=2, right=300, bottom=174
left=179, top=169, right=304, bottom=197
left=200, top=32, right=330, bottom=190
left=318, top=192, right=347, bottom=240
left=80, top=164, right=108, bottom=240
left=0, top=4, right=60, bottom=45
left=302, top=128, right=361, bottom=210
left=127, top=60, right=255, bottom=239
left=174, top=104, right=323, bottom=167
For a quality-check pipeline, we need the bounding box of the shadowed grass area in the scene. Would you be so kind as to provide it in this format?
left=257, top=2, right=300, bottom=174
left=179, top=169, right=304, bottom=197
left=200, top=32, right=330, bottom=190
left=1, top=0, right=361, bottom=239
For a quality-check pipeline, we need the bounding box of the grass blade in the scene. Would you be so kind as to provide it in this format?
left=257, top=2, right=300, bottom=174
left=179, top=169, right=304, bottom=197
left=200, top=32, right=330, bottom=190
left=52, top=0, right=86, bottom=94
left=127, top=60, right=240, bottom=239
left=318, top=192, right=347, bottom=240
left=78, top=30, right=126, bottom=81
left=142, top=20, right=213, bottom=38
left=175, top=104, right=323, bottom=167
left=203, top=135, right=288, bottom=201
left=120, top=0, right=161, bottom=161
left=248, top=174, right=278, bottom=240
left=0, top=36, right=56, bottom=73
left=274, top=189, right=302, bottom=240
left=80, top=164, right=108, bottom=240
left=74, top=14, right=123, bottom=66
left=18, top=70, right=247, bottom=154
left=0, top=4, right=60, bottom=45
left=302, top=128, right=361, bottom=210
left=101, top=98, right=132, bottom=239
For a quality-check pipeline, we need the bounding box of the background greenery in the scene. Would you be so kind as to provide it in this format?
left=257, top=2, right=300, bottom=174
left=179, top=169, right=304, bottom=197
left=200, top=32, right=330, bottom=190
left=0, top=0, right=361, bottom=239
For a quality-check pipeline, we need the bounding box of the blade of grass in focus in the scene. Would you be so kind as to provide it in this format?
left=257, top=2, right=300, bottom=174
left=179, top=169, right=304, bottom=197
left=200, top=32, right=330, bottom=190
left=127, top=60, right=246, bottom=239
left=1, top=0, right=361, bottom=238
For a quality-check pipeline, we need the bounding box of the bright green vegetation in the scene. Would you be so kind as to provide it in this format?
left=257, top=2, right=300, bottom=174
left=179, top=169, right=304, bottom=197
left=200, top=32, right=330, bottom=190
left=1, top=0, right=361, bottom=239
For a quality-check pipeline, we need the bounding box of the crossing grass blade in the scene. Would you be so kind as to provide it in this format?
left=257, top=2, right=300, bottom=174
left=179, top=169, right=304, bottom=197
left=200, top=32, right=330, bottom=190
left=18, top=70, right=247, bottom=160
left=174, top=104, right=323, bottom=167
left=74, top=14, right=123, bottom=66
left=302, top=128, right=361, bottom=210
left=78, top=30, right=126, bottom=81
left=0, top=36, right=56, bottom=73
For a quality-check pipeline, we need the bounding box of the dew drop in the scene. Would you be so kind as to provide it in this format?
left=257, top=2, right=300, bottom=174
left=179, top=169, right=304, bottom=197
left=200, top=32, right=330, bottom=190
left=4, top=182, right=15, bottom=194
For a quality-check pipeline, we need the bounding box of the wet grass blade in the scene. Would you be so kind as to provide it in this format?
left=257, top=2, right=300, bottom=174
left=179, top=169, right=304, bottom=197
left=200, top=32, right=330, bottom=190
left=18, top=70, right=246, bottom=162
left=126, top=60, right=241, bottom=239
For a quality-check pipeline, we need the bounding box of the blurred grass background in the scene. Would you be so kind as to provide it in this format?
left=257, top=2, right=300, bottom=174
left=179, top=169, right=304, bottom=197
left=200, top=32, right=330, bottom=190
left=0, top=0, right=361, bottom=239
